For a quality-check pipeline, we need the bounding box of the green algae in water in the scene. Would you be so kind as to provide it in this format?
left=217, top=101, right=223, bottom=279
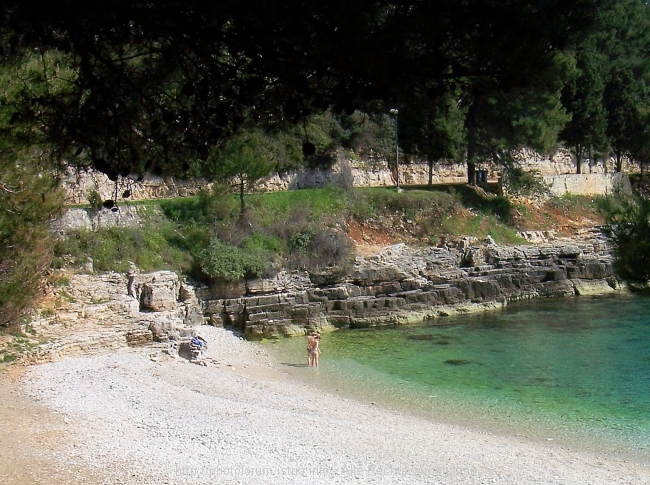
left=265, top=295, right=650, bottom=458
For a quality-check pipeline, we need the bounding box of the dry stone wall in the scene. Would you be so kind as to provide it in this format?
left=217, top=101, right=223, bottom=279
left=50, top=205, right=159, bottom=235
left=61, top=148, right=637, bottom=204
left=544, top=172, right=631, bottom=197
left=197, top=230, right=619, bottom=339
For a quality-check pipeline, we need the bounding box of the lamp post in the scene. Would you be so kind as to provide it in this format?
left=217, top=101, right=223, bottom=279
left=389, top=108, right=401, bottom=191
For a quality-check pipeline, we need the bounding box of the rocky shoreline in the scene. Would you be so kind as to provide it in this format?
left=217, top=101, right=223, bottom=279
left=6, top=232, right=648, bottom=485
left=201, top=229, right=619, bottom=339
left=25, top=230, right=620, bottom=362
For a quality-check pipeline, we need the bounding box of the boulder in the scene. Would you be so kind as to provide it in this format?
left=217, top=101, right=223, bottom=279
left=141, top=283, right=178, bottom=312
left=128, top=271, right=181, bottom=312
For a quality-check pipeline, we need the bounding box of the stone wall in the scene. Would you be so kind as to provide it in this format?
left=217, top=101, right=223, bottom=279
left=61, top=168, right=209, bottom=205
left=544, top=172, right=632, bottom=197
left=61, top=148, right=638, bottom=204
left=197, top=231, right=619, bottom=339
left=513, top=148, right=637, bottom=175
left=50, top=205, right=161, bottom=236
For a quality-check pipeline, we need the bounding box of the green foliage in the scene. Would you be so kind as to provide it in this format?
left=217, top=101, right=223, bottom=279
left=439, top=213, right=524, bottom=245
left=2, top=353, right=17, bottom=363
left=160, top=185, right=238, bottom=225
left=0, top=156, right=64, bottom=326
left=548, top=194, right=603, bottom=213
left=196, top=238, right=268, bottom=281
left=602, top=193, right=650, bottom=288
left=87, top=190, right=103, bottom=210
left=560, top=41, right=609, bottom=172
left=242, top=234, right=284, bottom=254
left=0, top=50, right=70, bottom=327
left=246, top=186, right=347, bottom=224
left=400, top=93, right=466, bottom=181
left=501, top=167, right=551, bottom=198
left=286, top=226, right=355, bottom=278
left=288, top=228, right=315, bottom=253
left=300, top=110, right=397, bottom=168
left=54, top=224, right=195, bottom=274
left=351, top=188, right=457, bottom=221
left=209, top=130, right=300, bottom=214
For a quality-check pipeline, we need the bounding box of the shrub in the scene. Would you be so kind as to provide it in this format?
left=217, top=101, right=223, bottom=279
left=87, top=189, right=103, bottom=210
left=0, top=156, right=64, bottom=327
left=54, top=224, right=195, bottom=274
left=307, top=230, right=355, bottom=272
left=196, top=238, right=268, bottom=281
left=502, top=167, right=550, bottom=197
left=287, top=227, right=354, bottom=277
left=602, top=193, right=650, bottom=289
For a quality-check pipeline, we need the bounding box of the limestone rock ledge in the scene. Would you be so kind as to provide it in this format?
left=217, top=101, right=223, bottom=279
left=28, top=271, right=204, bottom=361
left=198, top=231, right=620, bottom=339
left=29, top=231, right=620, bottom=351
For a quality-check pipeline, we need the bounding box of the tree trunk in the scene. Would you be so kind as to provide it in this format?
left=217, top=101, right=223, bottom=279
left=616, top=152, right=622, bottom=173
left=428, top=160, right=433, bottom=189
left=239, top=177, right=245, bottom=216
left=641, top=159, right=644, bottom=185
left=466, top=97, right=479, bottom=185
left=576, top=144, right=582, bottom=174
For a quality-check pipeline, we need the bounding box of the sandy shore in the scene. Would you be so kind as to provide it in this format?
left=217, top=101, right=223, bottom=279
left=5, top=326, right=650, bottom=485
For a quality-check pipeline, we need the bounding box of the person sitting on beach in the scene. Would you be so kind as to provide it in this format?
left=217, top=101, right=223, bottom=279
left=307, top=332, right=321, bottom=367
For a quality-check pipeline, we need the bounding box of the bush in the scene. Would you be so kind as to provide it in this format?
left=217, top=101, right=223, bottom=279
left=160, top=184, right=237, bottom=225
left=0, top=156, right=64, bottom=327
left=287, top=227, right=354, bottom=277
left=87, top=190, right=103, bottom=210
left=307, top=230, right=355, bottom=272
left=602, top=194, right=650, bottom=289
left=196, top=238, right=268, bottom=281
left=502, top=167, right=550, bottom=197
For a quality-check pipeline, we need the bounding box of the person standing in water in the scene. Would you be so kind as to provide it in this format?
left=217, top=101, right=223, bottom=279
left=307, top=332, right=321, bottom=366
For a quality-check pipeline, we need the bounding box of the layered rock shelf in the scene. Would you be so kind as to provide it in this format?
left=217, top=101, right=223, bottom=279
left=199, top=230, right=618, bottom=339
left=29, top=231, right=618, bottom=356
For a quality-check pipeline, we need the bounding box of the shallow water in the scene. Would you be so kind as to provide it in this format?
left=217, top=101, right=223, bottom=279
left=264, top=295, right=650, bottom=461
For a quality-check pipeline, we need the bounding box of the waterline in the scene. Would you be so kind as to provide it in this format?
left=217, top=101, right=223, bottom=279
left=264, top=295, right=650, bottom=462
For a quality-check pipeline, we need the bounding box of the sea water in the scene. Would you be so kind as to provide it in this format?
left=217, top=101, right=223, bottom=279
left=264, top=295, right=650, bottom=461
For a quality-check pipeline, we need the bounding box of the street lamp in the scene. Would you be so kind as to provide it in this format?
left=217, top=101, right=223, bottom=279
left=389, top=108, right=401, bottom=191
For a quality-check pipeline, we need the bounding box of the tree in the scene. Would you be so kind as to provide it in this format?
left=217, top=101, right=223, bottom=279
left=560, top=42, right=609, bottom=174
left=0, top=58, right=66, bottom=326
left=459, top=51, right=574, bottom=183
left=603, top=67, right=646, bottom=172
left=210, top=130, right=301, bottom=215
left=603, top=193, right=650, bottom=289
left=0, top=0, right=603, bottom=181
left=400, top=94, right=466, bottom=188
left=600, top=0, right=650, bottom=172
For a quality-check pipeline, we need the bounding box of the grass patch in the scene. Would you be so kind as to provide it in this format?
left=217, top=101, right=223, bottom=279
left=2, top=354, right=17, bottom=363
left=247, top=186, right=348, bottom=223
left=53, top=184, right=585, bottom=283
left=55, top=223, right=197, bottom=274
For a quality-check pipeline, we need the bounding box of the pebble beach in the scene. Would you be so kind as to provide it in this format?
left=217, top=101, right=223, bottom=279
left=6, top=326, right=650, bottom=485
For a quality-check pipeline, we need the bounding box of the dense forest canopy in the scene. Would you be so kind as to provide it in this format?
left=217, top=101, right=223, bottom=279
left=1, top=0, right=605, bottom=180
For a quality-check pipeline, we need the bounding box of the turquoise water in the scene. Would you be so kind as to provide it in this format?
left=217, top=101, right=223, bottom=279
left=264, top=295, right=650, bottom=460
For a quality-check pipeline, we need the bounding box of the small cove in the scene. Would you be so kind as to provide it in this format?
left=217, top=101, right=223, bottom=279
left=264, top=295, right=650, bottom=463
